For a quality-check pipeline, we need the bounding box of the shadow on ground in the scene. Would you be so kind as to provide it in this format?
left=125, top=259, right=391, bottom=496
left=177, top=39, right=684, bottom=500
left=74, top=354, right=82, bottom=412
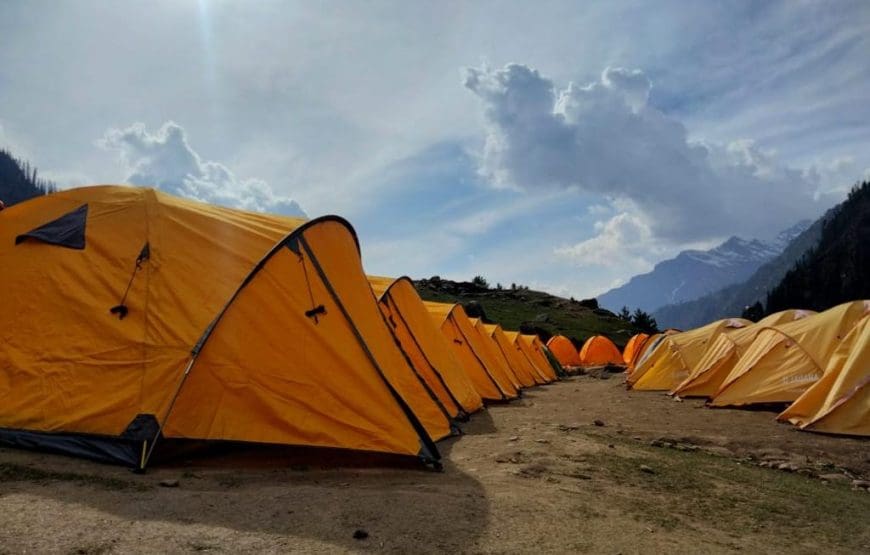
left=0, top=438, right=490, bottom=553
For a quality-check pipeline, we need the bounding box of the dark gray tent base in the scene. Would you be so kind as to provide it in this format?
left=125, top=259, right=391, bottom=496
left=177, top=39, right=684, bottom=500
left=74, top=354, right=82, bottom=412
left=0, top=428, right=146, bottom=468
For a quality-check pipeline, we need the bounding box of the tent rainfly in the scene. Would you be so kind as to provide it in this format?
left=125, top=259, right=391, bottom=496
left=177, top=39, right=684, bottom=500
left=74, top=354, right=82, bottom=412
left=622, top=333, right=650, bottom=369
left=0, top=186, right=452, bottom=469
left=424, top=301, right=518, bottom=401
left=778, top=314, right=870, bottom=435
left=470, top=318, right=523, bottom=392
left=578, top=335, right=624, bottom=367
left=546, top=335, right=581, bottom=368
left=711, top=301, right=870, bottom=407
left=672, top=310, right=815, bottom=398
left=522, top=334, right=562, bottom=379
left=629, top=319, right=751, bottom=391
left=368, top=275, right=484, bottom=418
left=505, top=331, right=553, bottom=383
left=483, top=324, right=540, bottom=387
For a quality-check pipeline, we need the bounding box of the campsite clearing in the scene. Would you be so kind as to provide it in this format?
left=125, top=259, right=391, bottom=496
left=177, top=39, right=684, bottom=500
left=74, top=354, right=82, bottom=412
left=1, top=376, right=868, bottom=554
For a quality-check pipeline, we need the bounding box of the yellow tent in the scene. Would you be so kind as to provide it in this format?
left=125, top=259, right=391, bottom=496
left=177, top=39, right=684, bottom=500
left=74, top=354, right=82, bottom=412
left=483, top=324, right=540, bottom=387
left=424, top=301, right=518, bottom=401
left=368, top=276, right=484, bottom=417
left=470, top=318, right=523, bottom=391
left=778, top=315, right=870, bottom=435
left=0, top=186, right=450, bottom=468
left=521, top=334, right=560, bottom=380
left=546, top=335, right=581, bottom=368
left=506, top=331, right=553, bottom=383
left=579, top=335, right=624, bottom=367
left=629, top=319, right=751, bottom=391
left=672, top=310, right=815, bottom=398
left=623, top=333, right=650, bottom=368
left=712, top=301, right=870, bottom=407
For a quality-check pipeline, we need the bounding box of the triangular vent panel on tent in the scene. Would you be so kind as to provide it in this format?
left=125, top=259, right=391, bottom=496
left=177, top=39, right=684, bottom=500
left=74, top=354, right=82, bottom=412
left=15, top=204, right=88, bottom=250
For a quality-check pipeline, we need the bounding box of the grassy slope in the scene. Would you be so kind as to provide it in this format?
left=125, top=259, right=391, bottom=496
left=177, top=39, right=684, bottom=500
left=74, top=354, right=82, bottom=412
left=414, top=279, right=640, bottom=348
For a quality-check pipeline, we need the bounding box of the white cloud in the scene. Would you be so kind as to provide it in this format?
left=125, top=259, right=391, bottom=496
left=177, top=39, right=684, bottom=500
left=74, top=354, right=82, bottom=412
left=98, top=121, right=305, bottom=217
left=554, top=211, right=661, bottom=272
left=464, top=63, right=833, bottom=242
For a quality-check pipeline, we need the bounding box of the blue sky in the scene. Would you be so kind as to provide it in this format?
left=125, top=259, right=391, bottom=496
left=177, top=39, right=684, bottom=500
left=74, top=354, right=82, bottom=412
left=2, top=1, right=869, bottom=298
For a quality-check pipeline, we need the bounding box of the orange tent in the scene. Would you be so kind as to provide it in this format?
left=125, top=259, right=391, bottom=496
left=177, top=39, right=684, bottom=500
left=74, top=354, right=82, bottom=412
left=506, top=331, right=553, bottom=383
left=579, top=335, right=624, bottom=367
left=711, top=301, right=870, bottom=407
left=629, top=319, right=751, bottom=391
left=424, top=302, right=518, bottom=401
left=483, top=324, right=540, bottom=387
left=779, top=314, right=870, bottom=435
left=622, top=333, right=650, bottom=368
left=671, top=310, right=815, bottom=398
left=546, top=335, right=581, bottom=368
left=470, top=318, right=523, bottom=391
left=521, top=334, right=560, bottom=380
left=0, top=186, right=449, bottom=468
left=368, top=276, right=483, bottom=417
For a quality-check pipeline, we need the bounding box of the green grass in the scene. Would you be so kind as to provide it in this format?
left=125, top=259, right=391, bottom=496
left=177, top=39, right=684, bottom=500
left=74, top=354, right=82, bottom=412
left=0, top=462, right=150, bottom=491
left=417, top=283, right=638, bottom=347
left=580, top=433, right=870, bottom=550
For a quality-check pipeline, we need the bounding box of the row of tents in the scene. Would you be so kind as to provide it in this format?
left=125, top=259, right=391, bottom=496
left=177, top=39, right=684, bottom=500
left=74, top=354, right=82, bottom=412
left=546, top=334, right=626, bottom=368
left=0, top=186, right=564, bottom=470
left=623, top=302, right=870, bottom=436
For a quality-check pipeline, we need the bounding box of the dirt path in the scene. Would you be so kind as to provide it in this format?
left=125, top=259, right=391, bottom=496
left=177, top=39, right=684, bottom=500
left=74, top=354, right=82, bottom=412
left=1, top=375, right=868, bottom=554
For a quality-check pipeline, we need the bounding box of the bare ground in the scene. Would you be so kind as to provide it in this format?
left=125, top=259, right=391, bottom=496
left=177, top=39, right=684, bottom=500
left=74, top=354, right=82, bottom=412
left=1, top=375, right=869, bottom=554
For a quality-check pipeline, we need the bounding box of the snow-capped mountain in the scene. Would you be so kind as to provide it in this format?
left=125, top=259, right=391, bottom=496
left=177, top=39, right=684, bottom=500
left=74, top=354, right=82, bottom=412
left=597, top=221, right=811, bottom=314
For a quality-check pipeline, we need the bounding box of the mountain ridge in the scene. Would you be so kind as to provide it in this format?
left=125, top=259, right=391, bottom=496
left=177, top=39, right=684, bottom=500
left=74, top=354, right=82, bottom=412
left=652, top=209, right=834, bottom=329
left=597, top=221, right=810, bottom=314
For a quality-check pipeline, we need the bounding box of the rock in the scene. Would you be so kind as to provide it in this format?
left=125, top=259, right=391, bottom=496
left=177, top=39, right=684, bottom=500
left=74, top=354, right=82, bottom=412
left=159, top=479, right=179, bottom=488
left=608, top=444, right=615, bottom=449
left=639, top=465, right=655, bottom=474
left=519, top=464, right=548, bottom=477
left=558, top=423, right=580, bottom=432
left=593, top=419, right=605, bottom=427
left=796, top=468, right=816, bottom=477
left=464, top=301, right=487, bottom=320
left=353, top=529, right=369, bottom=540
left=819, top=473, right=850, bottom=483
left=508, top=436, right=519, bottom=442
left=702, top=446, right=734, bottom=458
left=851, top=479, right=870, bottom=489
left=673, top=396, right=684, bottom=403
left=777, top=462, right=798, bottom=472
left=533, top=313, right=550, bottom=323
left=535, top=439, right=550, bottom=444
left=758, top=448, right=790, bottom=461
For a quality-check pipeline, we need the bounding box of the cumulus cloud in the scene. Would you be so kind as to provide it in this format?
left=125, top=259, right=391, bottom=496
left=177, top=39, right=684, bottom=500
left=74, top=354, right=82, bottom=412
left=463, top=63, right=831, bottom=242
left=98, top=121, right=305, bottom=217
left=554, top=211, right=662, bottom=272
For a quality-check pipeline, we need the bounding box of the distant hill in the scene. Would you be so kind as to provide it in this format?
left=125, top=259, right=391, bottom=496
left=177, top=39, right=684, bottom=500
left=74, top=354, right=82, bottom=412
left=0, top=149, right=55, bottom=206
left=765, top=181, right=870, bottom=313
left=597, top=222, right=810, bottom=314
left=414, top=277, right=645, bottom=349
